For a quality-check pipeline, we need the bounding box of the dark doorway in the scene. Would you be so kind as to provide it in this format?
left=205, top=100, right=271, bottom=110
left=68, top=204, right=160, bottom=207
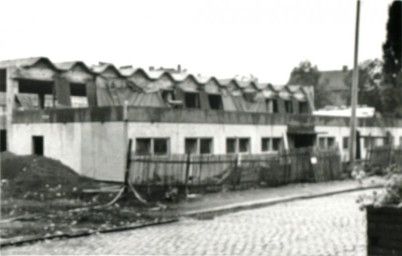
left=32, top=136, right=44, bottom=155
left=1, top=130, right=6, bottom=152
left=289, top=134, right=316, bottom=148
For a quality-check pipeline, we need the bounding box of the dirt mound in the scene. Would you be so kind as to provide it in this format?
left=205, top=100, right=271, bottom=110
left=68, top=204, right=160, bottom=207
left=1, top=153, right=100, bottom=200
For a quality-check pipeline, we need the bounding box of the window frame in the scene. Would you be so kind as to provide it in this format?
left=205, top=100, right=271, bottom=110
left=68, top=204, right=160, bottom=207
left=185, top=137, right=214, bottom=154
left=135, top=138, right=170, bottom=156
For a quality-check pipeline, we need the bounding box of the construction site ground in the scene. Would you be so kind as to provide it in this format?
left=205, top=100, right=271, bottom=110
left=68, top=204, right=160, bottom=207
left=0, top=152, right=383, bottom=247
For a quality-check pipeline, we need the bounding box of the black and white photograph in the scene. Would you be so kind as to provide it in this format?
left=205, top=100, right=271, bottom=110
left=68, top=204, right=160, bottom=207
left=0, top=0, right=401, bottom=255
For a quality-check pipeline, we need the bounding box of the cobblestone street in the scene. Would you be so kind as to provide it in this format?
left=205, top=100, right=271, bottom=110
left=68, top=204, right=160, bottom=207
left=1, top=190, right=370, bottom=255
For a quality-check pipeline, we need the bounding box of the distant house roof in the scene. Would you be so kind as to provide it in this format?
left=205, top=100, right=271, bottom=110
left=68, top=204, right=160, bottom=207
left=318, top=70, right=349, bottom=90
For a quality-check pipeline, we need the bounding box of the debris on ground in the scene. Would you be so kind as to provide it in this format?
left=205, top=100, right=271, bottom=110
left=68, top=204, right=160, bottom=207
left=0, top=152, right=172, bottom=240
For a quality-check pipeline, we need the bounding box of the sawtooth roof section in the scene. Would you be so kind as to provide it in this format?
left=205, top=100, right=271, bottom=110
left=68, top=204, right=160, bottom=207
left=0, top=57, right=59, bottom=70
left=91, top=63, right=125, bottom=78
left=55, top=61, right=96, bottom=75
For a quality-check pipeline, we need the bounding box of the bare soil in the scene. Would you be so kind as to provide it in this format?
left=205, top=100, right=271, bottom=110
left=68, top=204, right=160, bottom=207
left=0, top=152, right=171, bottom=240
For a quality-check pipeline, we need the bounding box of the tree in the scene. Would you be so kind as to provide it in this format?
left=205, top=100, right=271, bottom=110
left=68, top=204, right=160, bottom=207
left=382, top=1, right=402, bottom=88
left=287, top=61, right=320, bottom=87
left=287, top=61, right=337, bottom=109
left=343, top=59, right=383, bottom=110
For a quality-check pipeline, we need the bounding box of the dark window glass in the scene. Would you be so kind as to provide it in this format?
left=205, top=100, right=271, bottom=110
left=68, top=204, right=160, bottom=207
left=327, top=137, right=335, bottom=147
left=0, top=69, right=6, bottom=92
left=285, top=100, right=293, bottom=113
left=272, top=99, right=278, bottom=113
left=154, top=139, right=168, bottom=155
left=208, top=94, right=223, bottom=110
left=18, top=80, right=54, bottom=109
left=261, top=138, right=270, bottom=151
left=1, top=130, right=7, bottom=152
left=136, top=138, right=151, bottom=155
left=239, top=138, right=250, bottom=153
left=226, top=138, right=236, bottom=153
left=243, top=93, right=256, bottom=102
left=70, top=83, right=87, bottom=96
left=184, top=93, right=200, bottom=108
left=161, top=90, right=175, bottom=102
left=272, top=138, right=281, bottom=151
left=343, top=137, right=349, bottom=149
left=185, top=138, right=198, bottom=154
left=299, top=101, right=309, bottom=113
left=200, top=138, right=213, bottom=154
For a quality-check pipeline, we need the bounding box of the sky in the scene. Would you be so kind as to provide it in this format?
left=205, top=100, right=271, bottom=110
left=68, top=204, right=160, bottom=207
left=0, top=0, right=394, bottom=84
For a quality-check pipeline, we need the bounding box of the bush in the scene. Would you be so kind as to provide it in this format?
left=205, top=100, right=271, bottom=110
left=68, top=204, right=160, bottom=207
left=356, top=164, right=402, bottom=209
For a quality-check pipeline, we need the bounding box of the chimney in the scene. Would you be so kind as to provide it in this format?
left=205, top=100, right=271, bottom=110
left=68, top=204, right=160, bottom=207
left=342, top=65, right=348, bottom=72
left=177, top=64, right=181, bottom=72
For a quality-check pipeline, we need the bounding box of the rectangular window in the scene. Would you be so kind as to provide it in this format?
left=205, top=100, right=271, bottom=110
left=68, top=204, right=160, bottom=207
left=185, top=138, right=213, bottom=154
left=136, top=138, right=169, bottom=155
left=184, top=93, right=200, bottom=108
left=239, top=138, right=250, bottom=153
left=154, top=139, right=168, bottom=155
left=161, top=90, right=176, bottom=102
left=136, top=138, right=151, bottom=155
left=185, top=138, right=198, bottom=154
left=272, top=99, right=278, bottom=113
left=70, top=83, right=87, bottom=96
left=200, top=138, right=213, bottom=154
left=1, top=130, right=6, bottom=152
left=284, top=100, right=293, bottom=113
left=261, top=138, right=270, bottom=152
left=299, top=101, right=309, bottom=113
left=208, top=94, right=223, bottom=110
left=226, top=138, right=236, bottom=153
left=226, top=138, right=251, bottom=153
left=0, top=69, right=6, bottom=92
left=319, top=137, right=326, bottom=148
left=343, top=137, right=349, bottom=149
left=272, top=138, right=281, bottom=151
left=18, top=80, right=54, bottom=109
left=32, top=136, right=44, bottom=155
left=327, top=137, right=335, bottom=148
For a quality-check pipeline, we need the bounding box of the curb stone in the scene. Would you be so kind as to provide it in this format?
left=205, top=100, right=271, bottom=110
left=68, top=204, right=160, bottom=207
left=0, top=184, right=381, bottom=248
left=0, top=219, right=179, bottom=248
left=183, top=185, right=382, bottom=219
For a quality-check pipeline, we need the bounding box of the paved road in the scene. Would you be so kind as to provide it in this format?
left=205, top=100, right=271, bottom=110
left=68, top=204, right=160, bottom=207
left=2, top=191, right=369, bottom=255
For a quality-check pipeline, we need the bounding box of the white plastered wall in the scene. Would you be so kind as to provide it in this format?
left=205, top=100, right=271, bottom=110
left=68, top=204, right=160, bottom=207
left=9, top=122, right=126, bottom=182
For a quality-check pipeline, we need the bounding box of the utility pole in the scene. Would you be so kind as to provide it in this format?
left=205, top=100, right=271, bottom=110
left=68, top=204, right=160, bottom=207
left=349, top=0, right=361, bottom=166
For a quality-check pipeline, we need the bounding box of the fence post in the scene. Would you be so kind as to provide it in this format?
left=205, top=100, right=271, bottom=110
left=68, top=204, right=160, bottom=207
left=184, top=153, right=191, bottom=197
left=124, top=139, right=133, bottom=193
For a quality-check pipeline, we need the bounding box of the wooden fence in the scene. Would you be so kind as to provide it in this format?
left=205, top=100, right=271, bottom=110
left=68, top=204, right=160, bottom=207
left=128, top=147, right=342, bottom=197
left=367, top=145, right=402, bottom=170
